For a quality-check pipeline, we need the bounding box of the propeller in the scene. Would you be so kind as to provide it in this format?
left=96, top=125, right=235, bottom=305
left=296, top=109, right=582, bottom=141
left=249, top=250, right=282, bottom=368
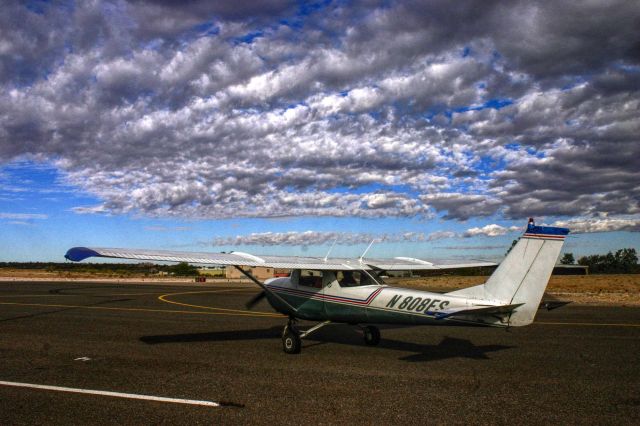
left=245, top=291, right=267, bottom=310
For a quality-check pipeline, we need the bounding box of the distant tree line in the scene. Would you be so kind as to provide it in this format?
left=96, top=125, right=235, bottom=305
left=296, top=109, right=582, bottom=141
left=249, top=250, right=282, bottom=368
left=561, top=248, right=639, bottom=274
left=0, top=261, right=200, bottom=276
left=166, top=262, right=199, bottom=276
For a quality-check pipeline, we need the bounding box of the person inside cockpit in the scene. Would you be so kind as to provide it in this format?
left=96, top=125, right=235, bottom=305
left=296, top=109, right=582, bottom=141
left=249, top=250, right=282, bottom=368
left=339, top=270, right=357, bottom=287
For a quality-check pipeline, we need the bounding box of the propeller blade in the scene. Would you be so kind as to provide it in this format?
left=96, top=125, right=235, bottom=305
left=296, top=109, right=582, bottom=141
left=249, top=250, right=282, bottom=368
left=245, top=291, right=266, bottom=310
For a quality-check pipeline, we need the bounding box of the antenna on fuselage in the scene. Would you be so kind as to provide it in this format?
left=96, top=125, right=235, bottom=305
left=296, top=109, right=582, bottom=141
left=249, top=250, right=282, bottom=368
left=359, top=239, right=377, bottom=263
left=323, top=239, right=338, bottom=262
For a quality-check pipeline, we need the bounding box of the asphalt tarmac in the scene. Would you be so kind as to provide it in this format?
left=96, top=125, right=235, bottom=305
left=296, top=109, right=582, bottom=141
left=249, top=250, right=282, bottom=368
left=0, top=280, right=639, bottom=425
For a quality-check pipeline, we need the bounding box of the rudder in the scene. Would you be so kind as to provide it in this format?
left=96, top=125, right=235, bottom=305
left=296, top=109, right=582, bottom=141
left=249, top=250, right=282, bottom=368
left=446, top=218, right=569, bottom=326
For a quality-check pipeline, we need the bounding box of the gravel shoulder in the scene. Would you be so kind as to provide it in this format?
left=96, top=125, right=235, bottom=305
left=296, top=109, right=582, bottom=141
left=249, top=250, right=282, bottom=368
left=387, top=274, right=640, bottom=306
left=1, top=269, right=639, bottom=306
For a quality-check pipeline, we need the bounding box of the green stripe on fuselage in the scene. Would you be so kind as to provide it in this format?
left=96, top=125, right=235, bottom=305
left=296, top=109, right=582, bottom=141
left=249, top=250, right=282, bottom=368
left=276, top=292, right=326, bottom=320
left=274, top=291, right=447, bottom=325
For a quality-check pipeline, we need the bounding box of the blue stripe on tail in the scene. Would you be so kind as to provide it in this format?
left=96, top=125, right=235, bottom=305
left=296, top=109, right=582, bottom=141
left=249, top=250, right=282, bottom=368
left=526, top=218, right=570, bottom=236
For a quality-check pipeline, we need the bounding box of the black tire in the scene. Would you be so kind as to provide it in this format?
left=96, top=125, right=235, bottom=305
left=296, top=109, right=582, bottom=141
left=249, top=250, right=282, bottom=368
left=363, top=325, right=380, bottom=346
left=282, top=326, right=301, bottom=354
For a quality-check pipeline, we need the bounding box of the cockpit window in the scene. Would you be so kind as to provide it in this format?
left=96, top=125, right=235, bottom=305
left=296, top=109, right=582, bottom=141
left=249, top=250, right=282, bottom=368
left=298, top=269, right=323, bottom=288
left=336, top=270, right=380, bottom=287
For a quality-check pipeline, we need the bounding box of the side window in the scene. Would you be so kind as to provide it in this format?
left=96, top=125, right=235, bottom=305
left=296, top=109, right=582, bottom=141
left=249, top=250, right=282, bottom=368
left=298, top=270, right=323, bottom=288
left=337, top=270, right=379, bottom=287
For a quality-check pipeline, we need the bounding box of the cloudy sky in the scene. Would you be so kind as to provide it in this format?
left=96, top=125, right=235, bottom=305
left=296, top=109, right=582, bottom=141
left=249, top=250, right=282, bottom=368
left=1, top=0, right=639, bottom=262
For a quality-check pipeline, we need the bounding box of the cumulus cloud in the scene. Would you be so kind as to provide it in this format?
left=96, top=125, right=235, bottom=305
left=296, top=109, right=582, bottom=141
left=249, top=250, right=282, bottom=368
left=144, top=226, right=191, bottom=232
left=0, top=213, right=48, bottom=220
left=210, top=230, right=426, bottom=247
left=551, top=218, right=640, bottom=234
left=212, top=223, right=528, bottom=246
left=462, top=224, right=520, bottom=238
left=421, top=193, right=502, bottom=221
left=0, top=1, right=638, bottom=225
left=427, top=231, right=458, bottom=241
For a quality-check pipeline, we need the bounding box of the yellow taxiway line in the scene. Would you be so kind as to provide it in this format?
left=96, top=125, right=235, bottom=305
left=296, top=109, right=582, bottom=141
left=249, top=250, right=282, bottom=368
left=0, top=292, right=165, bottom=298
left=157, top=288, right=283, bottom=317
left=0, top=301, right=282, bottom=318
left=1, top=294, right=637, bottom=326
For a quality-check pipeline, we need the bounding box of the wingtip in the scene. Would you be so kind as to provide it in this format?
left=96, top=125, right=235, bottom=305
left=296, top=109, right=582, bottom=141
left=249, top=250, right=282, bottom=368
left=64, top=247, right=101, bottom=262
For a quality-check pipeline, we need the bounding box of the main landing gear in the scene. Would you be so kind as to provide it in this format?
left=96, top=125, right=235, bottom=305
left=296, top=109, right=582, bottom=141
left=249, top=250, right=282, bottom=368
left=362, top=325, right=381, bottom=346
left=281, top=318, right=381, bottom=354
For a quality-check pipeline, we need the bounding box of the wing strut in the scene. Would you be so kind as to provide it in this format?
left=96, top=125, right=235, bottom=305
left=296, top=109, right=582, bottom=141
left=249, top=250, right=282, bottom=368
left=323, top=239, right=337, bottom=262
left=233, top=266, right=298, bottom=314
left=359, top=239, right=377, bottom=262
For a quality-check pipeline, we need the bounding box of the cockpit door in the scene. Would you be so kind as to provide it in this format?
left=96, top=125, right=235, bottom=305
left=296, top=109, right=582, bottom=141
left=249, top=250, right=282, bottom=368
left=322, top=270, right=375, bottom=323
left=291, top=269, right=326, bottom=320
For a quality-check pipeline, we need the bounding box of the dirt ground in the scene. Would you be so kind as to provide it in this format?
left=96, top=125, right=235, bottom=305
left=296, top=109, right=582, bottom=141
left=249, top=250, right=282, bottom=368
left=386, top=274, right=640, bottom=306
left=1, top=269, right=639, bottom=306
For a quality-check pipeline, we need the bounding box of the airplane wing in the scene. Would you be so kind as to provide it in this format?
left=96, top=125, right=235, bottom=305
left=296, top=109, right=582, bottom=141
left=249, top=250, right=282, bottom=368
left=64, top=247, right=496, bottom=271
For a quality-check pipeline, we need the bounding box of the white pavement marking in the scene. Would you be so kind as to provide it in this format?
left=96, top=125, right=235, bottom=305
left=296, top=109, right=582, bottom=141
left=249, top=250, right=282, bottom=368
left=0, top=381, right=220, bottom=407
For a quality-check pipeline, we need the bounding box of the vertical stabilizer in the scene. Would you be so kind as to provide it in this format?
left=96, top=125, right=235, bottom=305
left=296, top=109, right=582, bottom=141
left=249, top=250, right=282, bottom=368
left=446, top=218, right=569, bottom=326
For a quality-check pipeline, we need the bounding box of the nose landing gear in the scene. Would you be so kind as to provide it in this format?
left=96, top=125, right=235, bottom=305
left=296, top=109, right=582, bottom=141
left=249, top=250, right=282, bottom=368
left=282, top=318, right=332, bottom=354
left=282, top=321, right=301, bottom=354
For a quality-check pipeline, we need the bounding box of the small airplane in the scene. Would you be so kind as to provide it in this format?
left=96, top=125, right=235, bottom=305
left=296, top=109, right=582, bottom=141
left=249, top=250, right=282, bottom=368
left=65, top=218, right=569, bottom=354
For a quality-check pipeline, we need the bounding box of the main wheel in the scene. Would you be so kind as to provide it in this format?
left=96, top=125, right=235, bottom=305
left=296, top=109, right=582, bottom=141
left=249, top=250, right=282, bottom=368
left=363, top=325, right=381, bottom=346
left=282, top=326, right=301, bottom=354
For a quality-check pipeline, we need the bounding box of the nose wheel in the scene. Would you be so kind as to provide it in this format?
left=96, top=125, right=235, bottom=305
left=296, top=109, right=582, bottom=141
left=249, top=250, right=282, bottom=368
left=362, top=325, right=380, bottom=346
left=282, top=322, right=301, bottom=354
left=282, top=319, right=333, bottom=354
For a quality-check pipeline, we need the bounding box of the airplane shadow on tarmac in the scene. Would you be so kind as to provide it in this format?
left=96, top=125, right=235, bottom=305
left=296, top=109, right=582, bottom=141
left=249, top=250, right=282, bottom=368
left=140, top=326, right=283, bottom=344
left=139, top=326, right=514, bottom=362
left=381, top=336, right=514, bottom=362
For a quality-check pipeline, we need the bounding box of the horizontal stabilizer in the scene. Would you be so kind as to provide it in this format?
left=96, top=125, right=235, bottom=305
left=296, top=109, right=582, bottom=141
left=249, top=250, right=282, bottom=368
left=427, top=303, right=524, bottom=320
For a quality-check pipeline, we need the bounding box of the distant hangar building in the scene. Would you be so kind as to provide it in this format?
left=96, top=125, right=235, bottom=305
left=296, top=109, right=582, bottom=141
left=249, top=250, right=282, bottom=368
left=225, top=266, right=289, bottom=280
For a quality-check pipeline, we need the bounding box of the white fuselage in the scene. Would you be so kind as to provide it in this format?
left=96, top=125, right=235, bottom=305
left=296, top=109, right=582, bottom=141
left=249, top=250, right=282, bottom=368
left=264, top=274, right=507, bottom=327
